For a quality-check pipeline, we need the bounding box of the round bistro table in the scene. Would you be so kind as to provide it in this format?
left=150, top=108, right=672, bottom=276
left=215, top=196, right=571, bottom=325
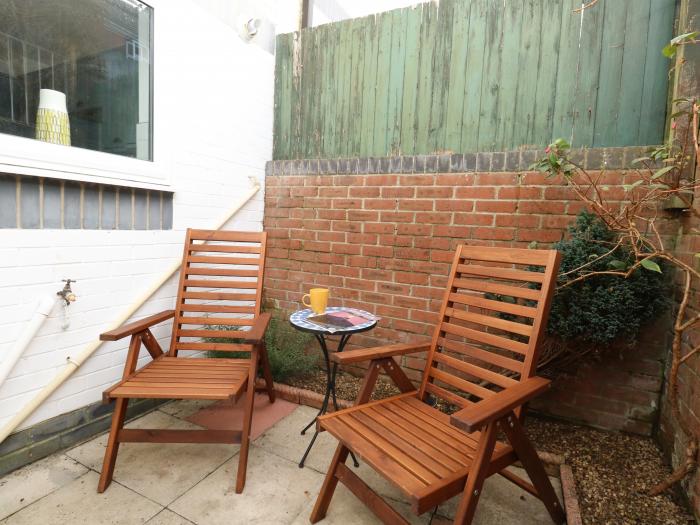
left=289, top=306, right=377, bottom=468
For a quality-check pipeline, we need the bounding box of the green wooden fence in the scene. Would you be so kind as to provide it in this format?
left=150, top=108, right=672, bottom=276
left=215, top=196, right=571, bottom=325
left=273, top=0, right=676, bottom=160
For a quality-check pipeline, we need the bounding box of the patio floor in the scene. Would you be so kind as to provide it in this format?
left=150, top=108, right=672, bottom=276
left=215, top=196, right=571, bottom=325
left=0, top=399, right=561, bottom=524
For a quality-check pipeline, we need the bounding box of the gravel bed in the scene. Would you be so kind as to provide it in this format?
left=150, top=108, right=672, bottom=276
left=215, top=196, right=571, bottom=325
left=283, top=369, right=694, bottom=525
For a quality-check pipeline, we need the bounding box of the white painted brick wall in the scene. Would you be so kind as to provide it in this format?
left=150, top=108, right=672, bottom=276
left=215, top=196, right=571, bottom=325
left=0, top=0, right=278, bottom=432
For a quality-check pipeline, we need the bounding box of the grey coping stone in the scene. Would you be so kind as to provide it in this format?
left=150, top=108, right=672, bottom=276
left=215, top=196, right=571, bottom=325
left=318, top=159, right=328, bottom=174
left=19, top=177, right=40, bottom=228
left=366, top=157, right=378, bottom=174
left=464, top=153, right=476, bottom=171
left=379, top=157, right=391, bottom=173
left=438, top=154, right=450, bottom=173
left=101, top=187, right=117, bottom=229
left=337, top=158, right=349, bottom=174
left=606, top=147, right=624, bottom=169
left=476, top=152, right=492, bottom=171
left=389, top=156, right=402, bottom=173
left=63, top=182, right=81, bottom=229
left=586, top=148, right=605, bottom=170
left=162, top=194, right=173, bottom=229
left=520, top=150, right=537, bottom=170
left=401, top=156, right=414, bottom=173
left=308, top=159, right=319, bottom=174
left=42, top=179, right=61, bottom=229
left=357, top=157, right=368, bottom=174
left=0, top=175, right=16, bottom=228
left=148, top=191, right=161, bottom=229
left=568, top=148, right=586, bottom=166
left=450, top=154, right=464, bottom=172
left=0, top=399, right=164, bottom=478
left=134, top=190, right=147, bottom=230
left=348, top=157, right=359, bottom=174
left=414, top=155, right=427, bottom=173
left=327, top=159, right=337, bottom=174
left=505, top=151, right=520, bottom=171
left=425, top=155, right=438, bottom=173
left=118, top=188, right=133, bottom=230
left=82, top=184, right=99, bottom=229
left=491, top=151, right=505, bottom=171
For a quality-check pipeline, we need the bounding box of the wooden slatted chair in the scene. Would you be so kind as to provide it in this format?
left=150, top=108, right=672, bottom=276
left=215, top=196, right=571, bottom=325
left=97, top=229, right=274, bottom=494
left=310, top=245, right=566, bottom=525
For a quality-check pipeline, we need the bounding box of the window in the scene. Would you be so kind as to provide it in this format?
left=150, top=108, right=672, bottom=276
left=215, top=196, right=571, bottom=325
left=0, top=0, right=153, bottom=161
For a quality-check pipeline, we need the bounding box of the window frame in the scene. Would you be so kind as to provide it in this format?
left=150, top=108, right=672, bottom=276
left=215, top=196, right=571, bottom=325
left=0, top=0, right=166, bottom=191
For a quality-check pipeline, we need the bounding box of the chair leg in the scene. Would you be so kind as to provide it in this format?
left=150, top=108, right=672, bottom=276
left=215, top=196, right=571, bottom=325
left=259, top=341, right=275, bottom=403
left=236, top=354, right=259, bottom=494
left=453, top=420, right=498, bottom=525
left=310, top=443, right=350, bottom=523
left=502, top=413, right=566, bottom=524
left=98, top=398, right=129, bottom=493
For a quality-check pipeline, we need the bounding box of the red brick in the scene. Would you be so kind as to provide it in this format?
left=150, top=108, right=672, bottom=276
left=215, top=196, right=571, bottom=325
left=398, top=199, right=434, bottom=211
left=364, top=222, right=396, bottom=234
left=455, top=187, right=496, bottom=199
left=413, top=212, right=451, bottom=225
left=364, top=174, right=398, bottom=186
left=318, top=186, right=349, bottom=197
left=331, top=265, right=360, bottom=278
left=345, top=278, right=376, bottom=291
left=318, top=209, right=346, bottom=220
left=364, top=198, right=398, bottom=210
left=399, top=174, right=435, bottom=186
left=396, top=223, right=432, bottom=236
left=332, top=198, right=363, bottom=209
left=433, top=225, right=471, bottom=238
left=381, top=187, right=415, bottom=198
left=453, top=213, right=494, bottom=226
left=291, top=186, right=319, bottom=197
left=349, top=186, right=380, bottom=197
left=475, top=172, right=518, bottom=185
left=414, top=237, right=451, bottom=250
left=332, top=220, right=362, bottom=232
left=363, top=245, right=394, bottom=257
left=519, top=201, right=567, bottom=214
left=475, top=200, right=518, bottom=213
left=347, top=210, right=379, bottom=222
left=347, top=233, right=378, bottom=244
left=362, top=268, right=393, bottom=281
left=380, top=211, right=415, bottom=223
left=498, top=186, right=543, bottom=199
left=379, top=235, right=413, bottom=247
left=435, top=173, right=468, bottom=185
left=416, top=186, right=454, bottom=198
left=333, top=243, right=362, bottom=255
left=495, top=215, right=540, bottom=228
left=472, top=227, right=515, bottom=240
left=395, top=271, right=430, bottom=285
left=435, top=199, right=474, bottom=212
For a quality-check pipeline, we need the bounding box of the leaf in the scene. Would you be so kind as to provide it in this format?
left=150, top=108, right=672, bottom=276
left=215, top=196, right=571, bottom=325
left=670, top=31, right=699, bottom=45
left=609, top=259, right=627, bottom=270
left=663, top=43, right=677, bottom=58
left=641, top=259, right=662, bottom=273
left=631, top=157, right=651, bottom=165
left=695, top=253, right=700, bottom=258
left=652, top=166, right=675, bottom=179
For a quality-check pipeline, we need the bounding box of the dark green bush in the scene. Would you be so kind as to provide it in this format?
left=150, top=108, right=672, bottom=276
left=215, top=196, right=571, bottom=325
left=548, top=212, right=669, bottom=345
left=207, top=314, right=316, bottom=382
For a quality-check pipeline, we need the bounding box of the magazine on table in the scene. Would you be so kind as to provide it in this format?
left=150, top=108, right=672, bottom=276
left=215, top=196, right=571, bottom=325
left=306, top=310, right=377, bottom=332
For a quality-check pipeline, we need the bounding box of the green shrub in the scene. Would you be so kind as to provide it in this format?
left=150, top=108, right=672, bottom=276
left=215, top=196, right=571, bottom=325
left=207, top=314, right=317, bottom=382
left=548, top=211, right=669, bottom=345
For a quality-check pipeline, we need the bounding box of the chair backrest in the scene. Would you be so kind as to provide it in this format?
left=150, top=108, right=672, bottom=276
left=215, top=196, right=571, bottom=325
left=168, top=229, right=267, bottom=356
left=418, top=245, right=561, bottom=409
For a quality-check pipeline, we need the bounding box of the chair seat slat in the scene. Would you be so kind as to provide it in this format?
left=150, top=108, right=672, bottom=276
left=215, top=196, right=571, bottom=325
left=183, top=279, right=258, bottom=289
left=188, top=256, right=261, bottom=265
left=429, top=367, right=496, bottom=401
left=448, top=292, right=538, bottom=318
left=444, top=307, right=532, bottom=337
left=432, top=352, right=517, bottom=389
left=185, top=268, right=259, bottom=277
left=452, top=277, right=542, bottom=301
left=456, top=264, right=546, bottom=283
left=188, top=244, right=260, bottom=254
left=177, top=316, right=255, bottom=326
left=440, top=321, right=529, bottom=355
left=438, top=338, right=523, bottom=373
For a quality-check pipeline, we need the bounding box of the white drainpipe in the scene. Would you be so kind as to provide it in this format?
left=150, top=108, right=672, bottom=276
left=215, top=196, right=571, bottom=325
left=0, top=180, right=260, bottom=444
left=0, top=295, right=56, bottom=387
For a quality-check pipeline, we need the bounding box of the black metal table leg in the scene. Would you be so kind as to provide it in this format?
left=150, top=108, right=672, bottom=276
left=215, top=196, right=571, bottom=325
left=299, top=332, right=358, bottom=468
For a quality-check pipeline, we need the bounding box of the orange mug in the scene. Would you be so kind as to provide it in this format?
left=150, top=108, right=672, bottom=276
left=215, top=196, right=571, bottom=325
left=302, top=288, right=329, bottom=314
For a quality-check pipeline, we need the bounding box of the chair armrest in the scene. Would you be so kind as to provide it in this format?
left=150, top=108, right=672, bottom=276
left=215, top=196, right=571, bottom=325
left=100, top=310, right=175, bottom=341
left=450, top=376, right=551, bottom=433
left=240, top=312, right=271, bottom=343
left=330, top=342, right=430, bottom=365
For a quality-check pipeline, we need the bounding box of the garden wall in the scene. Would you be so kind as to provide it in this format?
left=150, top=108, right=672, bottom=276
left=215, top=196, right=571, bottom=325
left=263, top=146, right=673, bottom=436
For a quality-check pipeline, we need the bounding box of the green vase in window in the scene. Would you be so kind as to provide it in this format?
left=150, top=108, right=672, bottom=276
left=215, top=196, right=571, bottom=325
left=35, top=89, right=71, bottom=146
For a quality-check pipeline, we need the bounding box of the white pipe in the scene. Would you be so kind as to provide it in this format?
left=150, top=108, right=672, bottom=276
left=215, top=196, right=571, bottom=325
left=0, top=181, right=261, bottom=444
left=0, top=295, right=56, bottom=387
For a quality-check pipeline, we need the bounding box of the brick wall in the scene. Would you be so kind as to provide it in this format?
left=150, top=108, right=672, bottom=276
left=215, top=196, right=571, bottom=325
left=263, top=148, right=672, bottom=434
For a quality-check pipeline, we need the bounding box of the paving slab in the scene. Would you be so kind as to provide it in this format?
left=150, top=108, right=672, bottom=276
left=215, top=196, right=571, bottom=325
left=0, top=471, right=162, bottom=525
left=169, top=445, right=323, bottom=525
left=0, top=454, right=88, bottom=520
left=66, top=410, right=236, bottom=506
left=145, top=509, right=196, bottom=525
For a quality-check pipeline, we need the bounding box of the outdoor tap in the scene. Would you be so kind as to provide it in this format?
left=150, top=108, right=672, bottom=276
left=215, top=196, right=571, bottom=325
left=57, top=279, right=77, bottom=306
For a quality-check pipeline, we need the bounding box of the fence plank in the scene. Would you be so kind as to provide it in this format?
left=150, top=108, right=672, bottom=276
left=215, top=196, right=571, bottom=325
left=272, top=0, right=675, bottom=160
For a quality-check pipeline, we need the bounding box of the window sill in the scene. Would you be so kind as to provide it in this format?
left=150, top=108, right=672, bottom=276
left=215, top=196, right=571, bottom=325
left=0, top=134, right=170, bottom=191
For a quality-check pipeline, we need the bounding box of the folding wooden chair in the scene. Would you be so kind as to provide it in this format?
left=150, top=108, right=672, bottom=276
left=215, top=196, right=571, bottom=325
left=310, top=245, right=565, bottom=524
left=97, top=229, right=274, bottom=494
